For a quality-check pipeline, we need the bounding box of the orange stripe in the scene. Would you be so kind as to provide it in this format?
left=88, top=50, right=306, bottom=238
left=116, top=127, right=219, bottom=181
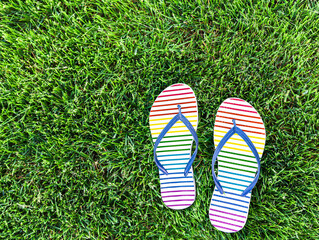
left=151, top=106, right=196, bottom=112
left=215, top=120, right=265, bottom=130
left=149, top=115, right=197, bottom=122
left=215, top=125, right=265, bottom=135
left=218, top=110, right=261, bottom=119
left=216, top=115, right=263, bottom=125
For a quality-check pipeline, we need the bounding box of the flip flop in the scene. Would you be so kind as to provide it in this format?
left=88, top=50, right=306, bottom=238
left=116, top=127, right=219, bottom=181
left=209, top=98, right=266, bottom=232
left=149, top=83, right=199, bottom=210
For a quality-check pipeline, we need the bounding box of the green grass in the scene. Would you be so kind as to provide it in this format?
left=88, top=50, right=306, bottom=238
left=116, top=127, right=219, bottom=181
left=1, top=0, right=319, bottom=239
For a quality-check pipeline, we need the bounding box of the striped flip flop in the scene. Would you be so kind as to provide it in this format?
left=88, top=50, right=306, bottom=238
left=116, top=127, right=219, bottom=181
left=209, top=98, right=266, bottom=232
left=149, top=83, right=199, bottom=210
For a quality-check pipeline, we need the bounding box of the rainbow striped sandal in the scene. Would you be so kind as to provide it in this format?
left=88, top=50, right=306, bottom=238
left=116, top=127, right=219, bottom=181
left=209, top=98, right=266, bottom=232
left=149, top=83, right=199, bottom=210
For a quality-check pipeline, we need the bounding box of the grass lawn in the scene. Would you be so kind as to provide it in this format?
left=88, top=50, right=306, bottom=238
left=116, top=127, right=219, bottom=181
left=1, top=0, right=319, bottom=239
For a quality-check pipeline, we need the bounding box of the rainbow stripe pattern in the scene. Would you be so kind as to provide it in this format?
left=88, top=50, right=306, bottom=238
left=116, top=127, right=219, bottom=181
left=209, top=98, right=266, bottom=232
left=149, top=83, right=198, bottom=210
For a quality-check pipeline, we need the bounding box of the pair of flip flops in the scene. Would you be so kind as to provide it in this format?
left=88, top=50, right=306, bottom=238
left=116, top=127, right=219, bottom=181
left=149, top=83, right=266, bottom=233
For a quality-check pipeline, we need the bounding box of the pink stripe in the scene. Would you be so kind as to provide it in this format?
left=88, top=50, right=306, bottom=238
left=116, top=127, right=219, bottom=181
left=223, top=102, right=253, bottom=108
left=165, top=204, right=191, bottom=207
left=229, top=98, right=245, bottom=102
left=163, top=199, right=194, bottom=203
left=161, top=190, right=194, bottom=194
left=163, top=88, right=190, bottom=92
left=210, top=208, right=246, bottom=218
left=158, top=92, right=193, bottom=98
left=220, top=106, right=257, bottom=113
left=212, top=224, right=237, bottom=232
left=162, top=195, right=195, bottom=198
left=172, top=84, right=184, bottom=86
left=209, top=214, right=245, bottom=223
left=210, top=219, right=242, bottom=228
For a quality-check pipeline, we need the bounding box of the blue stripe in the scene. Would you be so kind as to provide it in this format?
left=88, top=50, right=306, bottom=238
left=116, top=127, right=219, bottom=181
left=217, top=186, right=244, bottom=192
left=162, top=163, right=187, bottom=166
left=213, top=194, right=250, bottom=203
left=212, top=199, right=248, bottom=209
left=160, top=176, right=193, bottom=180
left=160, top=172, right=193, bottom=175
left=159, top=158, right=189, bottom=162
left=161, top=181, right=193, bottom=185
left=223, top=191, right=251, bottom=199
left=211, top=204, right=247, bottom=214
left=219, top=170, right=254, bottom=179
left=161, top=185, right=194, bottom=189
left=220, top=180, right=249, bottom=188
left=157, top=154, right=189, bottom=157
left=218, top=175, right=252, bottom=183
left=164, top=168, right=186, bottom=170
left=214, top=188, right=251, bottom=198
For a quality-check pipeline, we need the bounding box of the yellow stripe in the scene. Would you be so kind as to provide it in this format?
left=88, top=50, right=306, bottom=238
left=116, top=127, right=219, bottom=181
left=221, top=146, right=263, bottom=155
left=215, top=139, right=264, bottom=150
left=150, top=120, right=197, bottom=126
left=151, top=130, right=191, bottom=134
left=151, top=124, right=196, bottom=131
left=150, top=115, right=197, bottom=122
left=214, top=135, right=264, bottom=146
left=214, top=130, right=266, bottom=140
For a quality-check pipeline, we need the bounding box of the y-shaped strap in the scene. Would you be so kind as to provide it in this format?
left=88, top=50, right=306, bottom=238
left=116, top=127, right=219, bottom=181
left=212, top=119, right=261, bottom=196
left=153, top=105, right=198, bottom=177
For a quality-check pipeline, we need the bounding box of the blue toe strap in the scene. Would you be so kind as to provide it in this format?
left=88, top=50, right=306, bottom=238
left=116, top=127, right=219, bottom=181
left=153, top=105, right=198, bottom=177
left=212, top=119, right=261, bottom=197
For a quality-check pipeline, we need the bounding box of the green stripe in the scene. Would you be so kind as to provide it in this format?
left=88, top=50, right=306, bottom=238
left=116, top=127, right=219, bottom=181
left=219, top=160, right=257, bottom=170
left=218, top=154, right=257, bottom=164
left=157, top=144, right=191, bottom=148
left=220, top=150, right=255, bottom=159
left=156, top=149, right=190, bottom=153
left=152, top=134, right=192, bottom=140
left=157, top=139, right=193, bottom=143
left=219, top=164, right=256, bottom=174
